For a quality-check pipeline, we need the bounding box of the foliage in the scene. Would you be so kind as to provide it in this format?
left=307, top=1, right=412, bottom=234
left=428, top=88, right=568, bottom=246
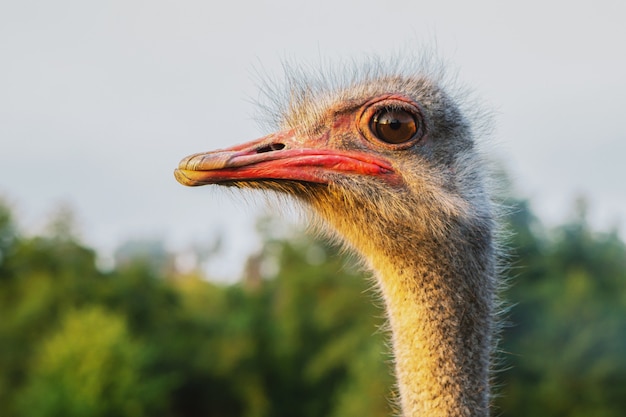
left=17, top=306, right=165, bottom=417
left=0, top=195, right=624, bottom=417
left=498, top=199, right=626, bottom=417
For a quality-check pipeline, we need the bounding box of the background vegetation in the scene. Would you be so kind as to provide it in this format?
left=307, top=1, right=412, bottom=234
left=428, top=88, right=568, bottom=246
left=0, top=191, right=625, bottom=417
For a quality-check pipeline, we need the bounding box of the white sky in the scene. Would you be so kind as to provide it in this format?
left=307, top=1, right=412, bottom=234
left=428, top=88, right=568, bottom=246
left=1, top=0, right=625, bottom=278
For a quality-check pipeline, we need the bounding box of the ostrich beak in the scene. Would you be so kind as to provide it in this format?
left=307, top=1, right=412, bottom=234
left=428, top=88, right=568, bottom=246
left=174, top=129, right=398, bottom=186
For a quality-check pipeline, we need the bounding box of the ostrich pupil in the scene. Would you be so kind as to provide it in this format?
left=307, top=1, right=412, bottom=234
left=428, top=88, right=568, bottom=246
left=372, top=109, right=418, bottom=144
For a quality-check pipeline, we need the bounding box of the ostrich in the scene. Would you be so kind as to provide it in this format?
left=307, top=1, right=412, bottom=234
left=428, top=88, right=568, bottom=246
left=174, top=59, right=499, bottom=417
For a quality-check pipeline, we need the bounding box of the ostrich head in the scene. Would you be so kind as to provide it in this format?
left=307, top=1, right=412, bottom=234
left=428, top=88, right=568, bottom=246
left=174, top=60, right=498, bottom=417
left=175, top=67, right=492, bottom=257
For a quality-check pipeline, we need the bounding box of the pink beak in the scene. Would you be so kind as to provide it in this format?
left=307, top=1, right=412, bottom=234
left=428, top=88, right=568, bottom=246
left=174, top=129, right=398, bottom=186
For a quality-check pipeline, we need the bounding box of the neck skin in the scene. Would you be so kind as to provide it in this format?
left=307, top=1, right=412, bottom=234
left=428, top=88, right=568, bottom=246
left=308, top=166, right=496, bottom=416
left=372, top=246, right=494, bottom=417
left=316, top=199, right=496, bottom=417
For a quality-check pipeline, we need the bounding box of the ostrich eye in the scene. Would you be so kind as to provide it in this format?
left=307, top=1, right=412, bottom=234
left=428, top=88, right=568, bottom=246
left=370, top=109, right=418, bottom=144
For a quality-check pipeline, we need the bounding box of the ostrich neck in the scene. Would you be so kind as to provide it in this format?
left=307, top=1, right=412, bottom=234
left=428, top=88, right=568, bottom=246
left=309, top=174, right=496, bottom=416
left=340, top=214, right=495, bottom=417
left=366, top=231, right=493, bottom=417
left=374, top=246, right=494, bottom=417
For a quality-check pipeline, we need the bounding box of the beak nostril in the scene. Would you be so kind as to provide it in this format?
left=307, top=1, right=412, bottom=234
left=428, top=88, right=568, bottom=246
left=257, top=143, right=286, bottom=153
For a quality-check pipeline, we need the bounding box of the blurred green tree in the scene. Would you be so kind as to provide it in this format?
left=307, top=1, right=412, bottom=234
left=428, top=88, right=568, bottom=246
left=496, top=198, right=626, bottom=417
left=0, top=204, right=102, bottom=415
left=16, top=306, right=166, bottom=417
left=248, top=225, right=394, bottom=417
left=0, top=193, right=624, bottom=417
